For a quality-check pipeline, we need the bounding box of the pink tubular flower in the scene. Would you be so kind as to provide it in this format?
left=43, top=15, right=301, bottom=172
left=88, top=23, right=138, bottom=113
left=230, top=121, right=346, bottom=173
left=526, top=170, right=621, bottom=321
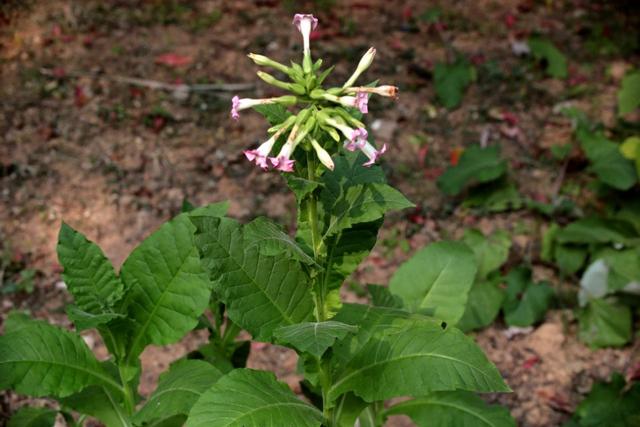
left=244, top=137, right=277, bottom=170
left=346, top=85, right=399, bottom=99
left=344, top=128, right=368, bottom=151
left=231, top=95, right=240, bottom=120
left=292, top=14, right=318, bottom=55
left=361, top=142, right=387, bottom=167
left=355, top=92, right=369, bottom=114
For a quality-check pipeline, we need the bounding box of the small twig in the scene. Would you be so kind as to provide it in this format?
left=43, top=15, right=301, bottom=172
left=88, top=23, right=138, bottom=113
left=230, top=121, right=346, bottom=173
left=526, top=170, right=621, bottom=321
left=40, top=68, right=254, bottom=94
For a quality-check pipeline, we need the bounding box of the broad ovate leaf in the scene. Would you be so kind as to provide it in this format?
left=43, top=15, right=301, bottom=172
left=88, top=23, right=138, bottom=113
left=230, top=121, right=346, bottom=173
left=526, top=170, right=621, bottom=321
left=389, top=241, right=477, bottom=325
left=437, top=146, right=507, bottom=196
left=119, top=214, right=212, bottom=362
left=329, top=314, right=509, bottom=402
left=457, top=277, right=506, bottom=332
left=62, top=383, right=131, bottom=427
left=528, top=36, right=568, bottom=78
left=133, top=360, right=223, bottom=425
left=618, top=71, right=640, bottom=115
left=0, top=318, right=122, bottom=398
left=385, top=390, right=516, bottom=427
left=462, top=229, right=511, bottom=279
left=502, top=267, right=554, bottom=327
left=274, top=321, right=358, bottom=358
left=8, top=407, right=57, bottom=427
left=193, top=216, right=314, bottom=341
left=57, top=223, right=124, bottom=318
left=244, top=216, right=316, bottom=266
left=186, top=369, right=323, bottom=427
left=578, top=299, right=632, bottom=348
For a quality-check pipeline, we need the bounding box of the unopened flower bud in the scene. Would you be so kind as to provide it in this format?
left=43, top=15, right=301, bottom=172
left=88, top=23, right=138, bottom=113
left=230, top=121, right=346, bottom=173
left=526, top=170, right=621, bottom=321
left=343, top=47, right=376, bottom=88
left=293, top=14, right=318, bottom=74
left=248, top=53, right=292, bottom=75
left=345, top=85, right=399, bottom=99
left=310, top=138, right=335, bottom=170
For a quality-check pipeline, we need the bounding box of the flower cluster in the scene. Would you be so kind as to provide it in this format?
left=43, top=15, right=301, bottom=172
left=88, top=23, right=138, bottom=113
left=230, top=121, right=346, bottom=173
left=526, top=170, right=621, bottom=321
left=231, top=13, right=398, bottom=173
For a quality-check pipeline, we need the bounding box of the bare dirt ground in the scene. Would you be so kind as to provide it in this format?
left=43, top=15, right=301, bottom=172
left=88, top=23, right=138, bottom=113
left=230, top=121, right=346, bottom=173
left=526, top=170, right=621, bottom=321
left=1, top=1, right=639, bottom=426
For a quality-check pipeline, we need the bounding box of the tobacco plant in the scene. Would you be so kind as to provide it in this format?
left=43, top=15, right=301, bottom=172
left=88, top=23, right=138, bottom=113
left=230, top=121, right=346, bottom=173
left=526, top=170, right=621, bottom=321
left=1, top=14, right=512, bottom=427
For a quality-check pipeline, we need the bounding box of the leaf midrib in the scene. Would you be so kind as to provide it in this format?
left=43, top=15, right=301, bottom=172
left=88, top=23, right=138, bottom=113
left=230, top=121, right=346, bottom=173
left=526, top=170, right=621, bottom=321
left=389, top=398, right=495, bottom=426
left=329, top=352, right=501, bottom=397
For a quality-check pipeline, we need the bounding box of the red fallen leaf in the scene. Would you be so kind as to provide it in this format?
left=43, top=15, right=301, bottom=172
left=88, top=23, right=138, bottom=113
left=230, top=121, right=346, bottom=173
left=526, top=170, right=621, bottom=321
left=470, top=54, right=486, bottom=66
left=51, top=262, right=63, bottom=274
left=408, top=207, right=425, bottom=225
left=402, top=6, right=413, bottom=20
left=155, top=53, right=192, bottom=67
left=450, top=147, right=464, bottom=166
left=505, top=13, right=516, bottom=29
left=523, top=355, right=540, bottom=369
left=418, top=145, right=429, bottom=168
left=52, top=67, right=66, bottom=78
left=532, top=192, right=548, bottom=203
left=130, top=87, right=144, bottom=98
left=82, top=34, right=95, bottom=48
left=423, top=167, right=444, bottom=179
left=51, top=24, right=62, bottom=38
left=152, top=116, right=166, bottom=133
left=74, top=85, right=88, bottom=108
left=537, top=388, right=572, bottom=413
left=626, top=361, right=640, bottom=383
left=502, top=111, right=519, bottom=126
left=433, top=22, right=447, bottom=32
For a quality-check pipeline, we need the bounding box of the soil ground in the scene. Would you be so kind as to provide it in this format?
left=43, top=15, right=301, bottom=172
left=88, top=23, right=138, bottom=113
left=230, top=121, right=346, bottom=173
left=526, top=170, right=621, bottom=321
left=1, top=1, right=639, bottom=426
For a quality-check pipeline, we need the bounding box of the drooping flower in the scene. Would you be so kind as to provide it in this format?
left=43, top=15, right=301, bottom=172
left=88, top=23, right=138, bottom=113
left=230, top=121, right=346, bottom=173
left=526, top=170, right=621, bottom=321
left=231, top=95, right=241, bottom=120
left=310, top=138, right=335, bottom=170
left=355, top=92, right=369, bottom=113
left=361, top=142, right=387, bottom=167
left=323, top=116, right=368, bottom=149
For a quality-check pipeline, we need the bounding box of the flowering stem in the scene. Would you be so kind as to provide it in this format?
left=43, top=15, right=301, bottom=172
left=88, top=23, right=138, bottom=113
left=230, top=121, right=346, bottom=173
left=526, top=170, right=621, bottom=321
left=305, top=151, right=327, bottom=322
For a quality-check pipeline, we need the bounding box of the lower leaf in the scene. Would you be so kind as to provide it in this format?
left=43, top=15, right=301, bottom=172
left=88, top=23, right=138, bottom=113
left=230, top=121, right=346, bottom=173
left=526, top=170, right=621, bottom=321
left=8, top=407, right=57, bottom=427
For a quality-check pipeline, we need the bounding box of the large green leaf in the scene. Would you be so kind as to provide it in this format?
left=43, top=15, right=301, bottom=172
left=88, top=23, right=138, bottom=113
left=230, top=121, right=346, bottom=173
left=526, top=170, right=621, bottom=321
left=389, top=241, right=477, bottom=325
left=133, top=360, right=223, bottom=425
left=528, top=36, right=568, bottom=78
left=554, top=244, right=588, bottom=275
left=61, top=384, right=131, bottom=427
left=119, top=215, right=212, bottom=364
left=555, top=217, right=638, bottom=245
left=367, top=284, right=404, bottom=309
left=57, top=223, right=124, bottom=318
left=578, top=299, right=631, bottom=348
left=462, top=229, right=511, bottom=280
left=274, top=321, right=358, bottom=358
left=385, top=390, right=516, bottom=427
left=571, top=374, right=640, bottom=426
left=329, top=313, right=509, bottom=402
left=434, top=57, right=475, bottom=109
left=577, top=128, right=637, bottom=190
left=192, top=216, right=314, bottom=341
left=437, top=146, right=507, bottom=196
left=244, top=216, right=316, bottom=266
left=186, top=369, right=323, bottom=427
left=502, top=267, right=554, bottom=327
left=8, top=407, right=57, bottom=427
left=0, top=318, right=123, bottom=398
left=618, top=71, right=640, bottom=115
left=457, top=277, right=505, bottom=332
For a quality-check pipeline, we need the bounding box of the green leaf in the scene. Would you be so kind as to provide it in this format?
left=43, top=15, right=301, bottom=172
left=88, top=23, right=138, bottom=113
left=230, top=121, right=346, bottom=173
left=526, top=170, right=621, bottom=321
left=578, top=260, right=610, bottom=307
left=333, top=393, right=370, bottom=427
left=577, top=128, right=637, bottom=190
left=285, top=175, right=320, bottom=201
left=253, top=104, right=292, bottom=126
left=0, top=318, right=123, bottom=398
left=578, top=299, right=631, bottom=348
left=65, top=306, right=124, bottom=332
left=193, top=216, right=314, bottom=341
left=434, top=58, right=475, bottom=109
left=462, top=229, right=511, bottom=280
left=188, top=201, right=230, bottom=218
left=572, top=374, right=640, bottom=426
left=57, top=223, right=124, bottom=316
left=186, top=369, right=323, bottom=427
left=329, top=316, right=510, bottom=402
left=555, top=244, right=588, bottom=275
left=463, top=178, right=522, bottom=213
left=61, top=384, right=131, bottom=427
left=8, top=407, right=57, bottom=427
left=367, top=284, right=404, bottom=308
left=502, top=267, right=554, bottom=327
left=620, top=136, right=640, bottom=160
left=389, top=241, right=477, bottom=325
left=274, top=321, right=358, bottom=358
left=322, top=183, right=413, bottom=239
left=528, top=36, right=568, bottom=78
left=437, top=146, right=507, bottom=196
left=244, top=217, right=317, bottom=266
left=617, top=71, right=640, bottom=115
left=591, top=247, right=640, bottom=292
left=133, top=360, right=223, bottom=425
left=458, top=277, right=506, bottom=332
left=119, top=214, right=212, bottom=363
left=385, top=390, right=516, bottom=427
left=556, top=217, right=638, bottom=245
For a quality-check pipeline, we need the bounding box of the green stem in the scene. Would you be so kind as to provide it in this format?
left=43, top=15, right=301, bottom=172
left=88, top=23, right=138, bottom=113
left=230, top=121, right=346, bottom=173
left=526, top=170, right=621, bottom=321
left=305, top=151, right=326, bottom=322
left=118, top=365, right=135, bottom=416
left=221, top=319, right=241, bottom=350
left=319, top=358, right=334, bottom=425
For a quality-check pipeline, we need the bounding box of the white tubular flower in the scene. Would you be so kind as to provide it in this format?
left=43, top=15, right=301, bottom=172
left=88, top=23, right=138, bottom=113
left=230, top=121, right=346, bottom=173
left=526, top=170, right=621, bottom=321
left=231, top=96, right=295, bottom=121
left=360, top=142, right=387, bottom=167
left=343, top=47, right=376, bottom=88
left=293, top=14, right=318, bottom=73
left=243, top=122, right=293, bottom=170
left=310, top=138, right=335, bottom=170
